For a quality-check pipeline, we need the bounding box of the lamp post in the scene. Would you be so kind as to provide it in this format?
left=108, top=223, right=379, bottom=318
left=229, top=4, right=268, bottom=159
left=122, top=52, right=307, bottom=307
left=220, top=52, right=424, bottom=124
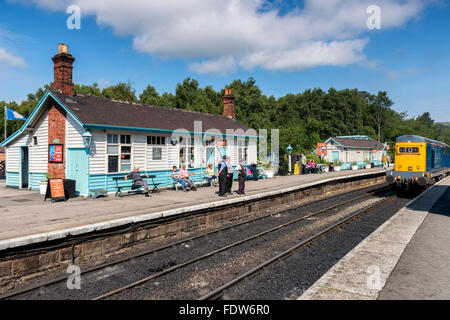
left=286, top=144, right=293, bottom=175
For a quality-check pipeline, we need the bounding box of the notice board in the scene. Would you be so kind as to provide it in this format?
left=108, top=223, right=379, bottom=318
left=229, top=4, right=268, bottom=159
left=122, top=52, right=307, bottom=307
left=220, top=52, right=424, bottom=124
left=44, top=178, right=66, bottom=202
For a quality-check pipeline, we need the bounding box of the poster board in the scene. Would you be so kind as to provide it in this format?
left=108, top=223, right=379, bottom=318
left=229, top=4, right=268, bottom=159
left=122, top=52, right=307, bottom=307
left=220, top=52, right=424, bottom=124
left=44, top=178, right=66, bottom=202
left=49, top=144, right=64, bottom=163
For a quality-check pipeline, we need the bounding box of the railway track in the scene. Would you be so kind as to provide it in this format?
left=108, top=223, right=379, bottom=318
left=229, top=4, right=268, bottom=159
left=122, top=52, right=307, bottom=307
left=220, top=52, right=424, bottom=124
left=200, top=194, right=396, bottom=300
left=92, top=188, right=394, bottom=300
left=1, top=184, right=390, bottom=300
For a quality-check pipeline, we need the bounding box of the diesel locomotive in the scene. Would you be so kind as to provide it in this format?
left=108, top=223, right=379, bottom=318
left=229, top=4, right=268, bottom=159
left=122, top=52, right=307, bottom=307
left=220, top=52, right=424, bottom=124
left=386, top=135, right=449, bottom=190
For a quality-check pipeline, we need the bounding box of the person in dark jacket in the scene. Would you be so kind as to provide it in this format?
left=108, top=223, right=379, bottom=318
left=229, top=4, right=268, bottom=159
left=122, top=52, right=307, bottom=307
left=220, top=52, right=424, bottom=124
left=236, top=160, right=246, bottom=194
left=125, top=167, right=150, bottom=197
left=218, top=156, right=228, bottom=197
left=249, top=162, right=258, bottom=181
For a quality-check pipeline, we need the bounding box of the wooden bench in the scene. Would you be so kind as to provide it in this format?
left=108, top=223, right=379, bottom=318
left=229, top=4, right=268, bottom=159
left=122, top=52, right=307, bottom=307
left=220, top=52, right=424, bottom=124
left=112, top=177, right=149, bottom=197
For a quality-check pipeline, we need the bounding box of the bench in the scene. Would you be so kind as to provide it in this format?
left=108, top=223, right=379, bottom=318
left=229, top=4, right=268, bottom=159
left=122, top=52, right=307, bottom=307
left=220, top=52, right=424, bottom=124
left=147, top=175, right=161, bottom=193
left=112, top=176, right=150, bottom=197
left=171, top=173, right=208, bottom=190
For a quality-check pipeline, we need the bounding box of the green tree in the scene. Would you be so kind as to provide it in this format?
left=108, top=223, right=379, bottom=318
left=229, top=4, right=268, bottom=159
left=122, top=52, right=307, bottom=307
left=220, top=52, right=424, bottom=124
left=139, top=84, right=160, bottom=105
left=75, top=83, right=102, bottom=96
left=102, top=82, right=138, bottom=102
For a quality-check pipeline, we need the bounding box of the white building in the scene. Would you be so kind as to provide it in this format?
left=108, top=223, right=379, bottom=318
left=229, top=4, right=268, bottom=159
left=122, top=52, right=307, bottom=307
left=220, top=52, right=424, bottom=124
left=1, top=44, right=258, bottom=196
left=321, top=135, right=386, bottom=165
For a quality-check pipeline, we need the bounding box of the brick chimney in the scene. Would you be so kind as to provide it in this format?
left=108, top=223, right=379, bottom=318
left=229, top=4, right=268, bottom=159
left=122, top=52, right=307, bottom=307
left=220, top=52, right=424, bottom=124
left=222, top=88, right=236, bottom=119
left=51, top=43, right=75, bottom=96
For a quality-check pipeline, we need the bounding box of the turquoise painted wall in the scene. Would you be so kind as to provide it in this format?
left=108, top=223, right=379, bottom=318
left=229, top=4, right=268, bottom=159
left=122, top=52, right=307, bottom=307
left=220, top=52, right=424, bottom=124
left=6, top=172, right=19, bottom=187
left=29, top=172, right=47, bottom=191
left=88, top=168, right=213, bottom=193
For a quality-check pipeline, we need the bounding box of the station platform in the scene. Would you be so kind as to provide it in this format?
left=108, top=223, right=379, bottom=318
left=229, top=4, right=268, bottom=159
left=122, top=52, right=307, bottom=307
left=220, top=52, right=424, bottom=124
left=299, top=175, right=450, bottom=300
left=0, top=168, right=387, bottom=251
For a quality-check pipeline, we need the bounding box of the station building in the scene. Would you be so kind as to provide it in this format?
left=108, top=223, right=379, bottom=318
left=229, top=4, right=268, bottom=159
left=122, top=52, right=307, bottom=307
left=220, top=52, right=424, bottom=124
left=1, top=44, right=258, bottom=196
left=321, top=135, right=387, bottom=165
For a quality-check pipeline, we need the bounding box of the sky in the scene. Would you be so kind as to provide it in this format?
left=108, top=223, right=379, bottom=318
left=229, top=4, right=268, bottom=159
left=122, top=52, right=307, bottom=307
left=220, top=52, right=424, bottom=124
left=0, top=0, right=449, bottom=121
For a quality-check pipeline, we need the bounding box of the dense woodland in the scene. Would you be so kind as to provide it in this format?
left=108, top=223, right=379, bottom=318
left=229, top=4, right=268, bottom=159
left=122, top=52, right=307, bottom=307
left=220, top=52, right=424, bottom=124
left=2, top=78, right=449, bottom=172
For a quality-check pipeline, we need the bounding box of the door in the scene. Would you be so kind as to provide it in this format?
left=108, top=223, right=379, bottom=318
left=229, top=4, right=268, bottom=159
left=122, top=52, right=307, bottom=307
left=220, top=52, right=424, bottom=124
left=332, top=151, right=339, bottom=163
left=21, top=147, right=29, bottom=188
left=206, top=147, right=215, bottom=166
left=67, top=148, right=89, bottom=196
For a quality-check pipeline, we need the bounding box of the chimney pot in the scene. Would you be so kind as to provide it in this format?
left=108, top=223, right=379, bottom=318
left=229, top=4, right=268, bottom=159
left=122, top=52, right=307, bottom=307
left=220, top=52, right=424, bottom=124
left=58, top=43, right=69, bottom=54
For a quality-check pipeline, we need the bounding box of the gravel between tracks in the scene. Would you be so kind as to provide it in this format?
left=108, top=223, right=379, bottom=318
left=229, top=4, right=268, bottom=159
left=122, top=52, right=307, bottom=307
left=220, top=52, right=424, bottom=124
left=9, top=184, right=396, bottom=300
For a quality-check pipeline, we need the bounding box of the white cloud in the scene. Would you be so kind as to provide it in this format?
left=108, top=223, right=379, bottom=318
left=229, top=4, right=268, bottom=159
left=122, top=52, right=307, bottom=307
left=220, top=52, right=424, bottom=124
left=189, top=56, right=237, bottom=75
left=19, top=0, right=427, bottom=74
left=0, top=47, right=26, bottom=68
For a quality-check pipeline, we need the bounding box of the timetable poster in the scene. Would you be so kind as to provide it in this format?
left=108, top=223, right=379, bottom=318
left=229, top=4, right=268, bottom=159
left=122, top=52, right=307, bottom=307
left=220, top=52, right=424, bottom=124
left=49, top=144, right=64, bottom=163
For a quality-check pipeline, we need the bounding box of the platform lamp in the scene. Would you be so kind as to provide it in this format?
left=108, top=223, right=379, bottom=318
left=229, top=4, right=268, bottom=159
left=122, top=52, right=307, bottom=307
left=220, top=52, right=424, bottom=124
left=286, top=144, right=293, bottom=175
left=82, top=131, right=93, bottom=149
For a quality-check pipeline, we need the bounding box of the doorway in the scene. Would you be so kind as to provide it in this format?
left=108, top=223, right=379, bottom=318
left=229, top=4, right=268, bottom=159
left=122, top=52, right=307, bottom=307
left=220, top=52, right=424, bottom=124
left=66, top=148, right=89, bottom=196
left=20, top=147, right=29, bottom=189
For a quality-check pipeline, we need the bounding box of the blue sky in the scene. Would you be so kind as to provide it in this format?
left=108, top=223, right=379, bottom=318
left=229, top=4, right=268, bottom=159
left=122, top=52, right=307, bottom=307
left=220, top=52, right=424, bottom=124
left=0, top=0, right=449, bottom=121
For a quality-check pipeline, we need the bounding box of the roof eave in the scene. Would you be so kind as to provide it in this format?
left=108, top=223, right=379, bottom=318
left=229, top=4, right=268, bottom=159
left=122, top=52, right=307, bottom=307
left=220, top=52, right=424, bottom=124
left=83, top=123, right=261, bottom=139
left=1, top=90, right=85, bottom=147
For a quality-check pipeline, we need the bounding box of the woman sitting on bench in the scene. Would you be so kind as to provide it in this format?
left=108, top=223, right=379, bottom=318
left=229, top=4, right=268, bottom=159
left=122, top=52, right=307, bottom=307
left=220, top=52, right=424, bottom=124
left=204, top=163, right=218, bottom=186
left=125, top=167, right=150, bottom=197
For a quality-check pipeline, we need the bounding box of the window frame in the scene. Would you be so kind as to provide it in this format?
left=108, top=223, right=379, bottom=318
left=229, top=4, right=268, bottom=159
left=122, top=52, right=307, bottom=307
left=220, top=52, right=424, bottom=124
left=107, top=133, right=132, bottom=173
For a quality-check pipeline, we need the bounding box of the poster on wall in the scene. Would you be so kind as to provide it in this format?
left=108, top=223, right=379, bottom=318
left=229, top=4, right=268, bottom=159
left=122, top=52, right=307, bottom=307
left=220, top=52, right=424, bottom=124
left=49, top=144, right=64, bottom=163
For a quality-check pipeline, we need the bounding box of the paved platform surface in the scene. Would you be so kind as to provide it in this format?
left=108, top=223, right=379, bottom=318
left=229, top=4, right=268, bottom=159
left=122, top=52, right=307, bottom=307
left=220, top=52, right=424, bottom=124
left=378, top=184, right=450, bottom=299
left=299, top=176, right=450, bottom=300
left=0, top=168, right=386, bottom=250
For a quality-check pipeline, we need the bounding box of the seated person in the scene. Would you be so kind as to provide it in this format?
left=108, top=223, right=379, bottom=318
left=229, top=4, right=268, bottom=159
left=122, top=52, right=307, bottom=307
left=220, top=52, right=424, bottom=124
left=249, top=162, right=258, bottom=181
left=180, top=164, right=197, bottom=191
left=204, top=163, right=218, bottom=186
left=171, top=166, right=187, bottom=191
left=125, top=167, right=150, bottom=197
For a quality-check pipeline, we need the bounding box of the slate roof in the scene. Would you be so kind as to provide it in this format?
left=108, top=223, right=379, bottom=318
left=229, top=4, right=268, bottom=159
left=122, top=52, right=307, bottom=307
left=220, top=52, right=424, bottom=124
left=51, top=91, right=256, bottom=136
left=329, top=137, right=385, bottom=150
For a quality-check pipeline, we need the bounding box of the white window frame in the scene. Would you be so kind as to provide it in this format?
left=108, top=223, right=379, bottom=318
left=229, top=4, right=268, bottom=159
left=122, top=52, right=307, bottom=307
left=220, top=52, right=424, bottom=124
left=107, top=133, right=132, bottom=173
left=179, top=136, right=195, bottom=168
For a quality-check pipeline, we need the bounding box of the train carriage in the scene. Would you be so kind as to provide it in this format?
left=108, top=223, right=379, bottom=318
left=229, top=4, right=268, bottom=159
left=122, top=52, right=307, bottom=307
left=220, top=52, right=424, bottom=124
left=386, top=135, right=449, bottom=189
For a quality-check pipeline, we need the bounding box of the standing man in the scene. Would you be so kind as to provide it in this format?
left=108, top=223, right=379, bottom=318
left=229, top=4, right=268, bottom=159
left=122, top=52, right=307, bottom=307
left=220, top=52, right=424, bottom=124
left=218, top=156, right=228, bottom=197
left=236, top=160, right=246, bottom=195
left=226, top=156, right=234, bottom=195
left=301, top=153, right=307, bottom=175
left=125, top=167, right=150, bottom=197
left=386, top=154, right=391, bottom=168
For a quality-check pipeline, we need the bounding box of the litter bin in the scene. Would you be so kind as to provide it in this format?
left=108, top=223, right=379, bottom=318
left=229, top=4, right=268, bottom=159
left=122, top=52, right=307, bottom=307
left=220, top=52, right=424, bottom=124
left=294, top=163, right=300, bottom=175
